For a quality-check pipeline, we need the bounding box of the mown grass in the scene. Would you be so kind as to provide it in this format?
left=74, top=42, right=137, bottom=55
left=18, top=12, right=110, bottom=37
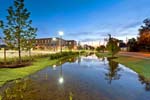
left=0, top=58, right=58, bottom=87
left=96, top=52, right=150, bottom=80
left=96, top=52, right=114, bottom=58
left=0, top=52, right=80, bottom=87
left=113, top=56, right=150, bottom=80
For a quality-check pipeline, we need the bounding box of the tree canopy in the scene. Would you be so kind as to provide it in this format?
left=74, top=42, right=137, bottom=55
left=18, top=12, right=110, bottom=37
left=1, top=0, right=37, bottom=62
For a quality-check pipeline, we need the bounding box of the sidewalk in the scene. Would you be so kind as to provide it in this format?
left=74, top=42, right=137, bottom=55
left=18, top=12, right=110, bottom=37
left=119, top=52, right=150, bottom=60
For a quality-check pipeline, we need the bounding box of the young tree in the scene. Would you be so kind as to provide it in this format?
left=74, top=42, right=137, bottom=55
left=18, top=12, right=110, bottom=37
left=25, top=27, right=37, bottom=58
left=106, top=34, right=120, bottom=57
left=2, top=0, right=37, bottom=63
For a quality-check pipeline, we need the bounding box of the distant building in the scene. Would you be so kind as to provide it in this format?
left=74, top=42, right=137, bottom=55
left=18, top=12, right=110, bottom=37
left=66, top=40, right=77, bottom=50
left=34, top=37, right=77, bottom=51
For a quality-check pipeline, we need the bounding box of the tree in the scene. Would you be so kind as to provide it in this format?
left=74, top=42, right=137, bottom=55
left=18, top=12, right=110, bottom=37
left=138, top=18, right=150, bottom=51
left=96, top=45, right=105, bottom=53
left=127, top=38, right=138, bottom=52
left=106, top=34, right=120, bottom=57
left=25, top=27, right=37, bottom=58
left=105, top=60, right=121, bottom=84
left=2, top=0, right=37, bottom=63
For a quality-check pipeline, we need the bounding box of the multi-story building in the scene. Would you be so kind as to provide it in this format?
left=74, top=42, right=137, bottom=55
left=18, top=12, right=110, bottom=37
left=34, top=37, right=77, bottom=51
left=66, top=40, right=77, bottom=50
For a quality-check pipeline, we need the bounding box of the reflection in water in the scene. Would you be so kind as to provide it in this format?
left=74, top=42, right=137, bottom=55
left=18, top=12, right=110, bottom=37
left=69, top=92, right=73, bottom=100
left=77, top=56, right=81, bottom=64
left=0, top=78, right=32, bottom=100
left=139, top=75, right=150, bottom=91
left=105, top=59, right=121, bottom=84
left=58, top=64, right=64, bottom=84
left=0, top=55, right=150, bottom=100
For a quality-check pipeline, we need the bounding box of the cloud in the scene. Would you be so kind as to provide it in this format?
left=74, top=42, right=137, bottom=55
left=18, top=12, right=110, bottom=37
left=65, top=21, right=142, bottom=42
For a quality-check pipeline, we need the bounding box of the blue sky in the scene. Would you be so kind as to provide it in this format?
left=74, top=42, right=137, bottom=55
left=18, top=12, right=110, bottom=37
left=1, top=0, right=150, bottom=42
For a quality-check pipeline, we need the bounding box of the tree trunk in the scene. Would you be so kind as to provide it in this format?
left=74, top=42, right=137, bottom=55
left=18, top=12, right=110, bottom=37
left=18, top=38, right=21, bottom=63
left=4, top=48, right=6, bottom=64
left=29, top=49, right=32, bottom=60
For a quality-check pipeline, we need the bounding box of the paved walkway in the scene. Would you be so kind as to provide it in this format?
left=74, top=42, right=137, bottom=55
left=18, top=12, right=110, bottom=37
left=119, top=52, right=150, bottom=60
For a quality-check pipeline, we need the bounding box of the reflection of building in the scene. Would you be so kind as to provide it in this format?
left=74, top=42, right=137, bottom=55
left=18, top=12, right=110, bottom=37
left=34, top=38, right=77, bottom=50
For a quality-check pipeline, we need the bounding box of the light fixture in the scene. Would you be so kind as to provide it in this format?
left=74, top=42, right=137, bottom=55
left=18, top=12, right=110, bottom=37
left=52, top=37, right=56, bottom=41
left=58, top=31, right=64, bottom=36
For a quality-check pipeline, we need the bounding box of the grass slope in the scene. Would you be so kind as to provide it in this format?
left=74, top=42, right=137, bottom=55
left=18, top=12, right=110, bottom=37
left=96, top=52, right=150, bottom=80
left=113, top=56, right=150, bottom=79
left=0, top=58, right=58, bottom=87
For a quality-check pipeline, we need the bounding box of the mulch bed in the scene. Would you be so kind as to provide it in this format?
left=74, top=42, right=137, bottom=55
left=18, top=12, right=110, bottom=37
left=0, top=62, right=32, bottom=68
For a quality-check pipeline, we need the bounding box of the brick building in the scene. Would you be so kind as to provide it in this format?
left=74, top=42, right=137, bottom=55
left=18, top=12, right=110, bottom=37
left=34, top=38, right=77, bottom=51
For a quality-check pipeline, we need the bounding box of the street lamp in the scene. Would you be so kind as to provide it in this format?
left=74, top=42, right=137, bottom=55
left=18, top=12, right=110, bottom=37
left=52, top=37, right=57, bottom=52
left=58, top=31, right=64, bottom=53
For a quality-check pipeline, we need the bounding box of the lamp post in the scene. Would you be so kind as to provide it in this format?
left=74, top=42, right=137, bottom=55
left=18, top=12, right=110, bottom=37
left=58, top=31, right=64, bottom=53
left=52, top=37, right=57, bottom=52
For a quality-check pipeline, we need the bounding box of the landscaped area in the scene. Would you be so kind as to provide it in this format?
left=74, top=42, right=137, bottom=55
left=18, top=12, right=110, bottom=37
left=0, top=54, right=149, bottom=100
left=0, top=0, right=150, bottom=99
left=96, top=52, right=150, bottom=80
left=0, top=51, right=82, bottom=87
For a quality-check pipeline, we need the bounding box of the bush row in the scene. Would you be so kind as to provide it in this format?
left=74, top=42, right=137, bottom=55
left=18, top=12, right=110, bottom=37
left=49, top=51, right=79, bottom=60
left=0, top=51, right=86, bottom=65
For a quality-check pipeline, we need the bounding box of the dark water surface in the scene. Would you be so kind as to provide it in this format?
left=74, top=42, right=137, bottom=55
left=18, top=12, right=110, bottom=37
left=0, top=55, right=150, bottom=100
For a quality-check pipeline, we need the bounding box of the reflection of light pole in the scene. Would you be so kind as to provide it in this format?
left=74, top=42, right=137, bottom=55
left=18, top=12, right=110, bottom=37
left=58, top=31, right=64, bottom=53
left=58, top=64, right=64, bottom=84
left=52, top=37, right=56, bottom=52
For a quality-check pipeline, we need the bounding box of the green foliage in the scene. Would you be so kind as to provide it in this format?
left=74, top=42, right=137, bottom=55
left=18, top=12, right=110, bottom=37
left=96, top=45, right=105, bottom=52
left=1, top=0, right=37, bottom=62
left=49, top=52, right=79, bottom=60
left=0, top=20, right=3, bottom=28
left=127, top=38, right=138, bottom=52
left=0, top=52, right=80, bottom=87
left=138, top=18, right=150, bottom=51
left=106, top=38, right=120, bottom=57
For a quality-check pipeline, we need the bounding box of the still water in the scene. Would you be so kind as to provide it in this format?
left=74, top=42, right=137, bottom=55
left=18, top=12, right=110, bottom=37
left=0, top=55, right=150, bottom=100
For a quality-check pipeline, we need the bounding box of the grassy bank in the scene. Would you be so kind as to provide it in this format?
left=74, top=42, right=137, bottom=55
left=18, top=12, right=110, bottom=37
left=96, top=52, right=150, bottom=80
left=0, top=52, right=80, bottom=87
left=113, top=56, right=150, bottom=80
left=96, top=52, right=114, bottom=58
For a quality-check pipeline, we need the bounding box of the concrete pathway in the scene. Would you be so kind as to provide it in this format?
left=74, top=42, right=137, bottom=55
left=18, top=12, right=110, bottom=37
left=119, top=52, right=150, bottom=60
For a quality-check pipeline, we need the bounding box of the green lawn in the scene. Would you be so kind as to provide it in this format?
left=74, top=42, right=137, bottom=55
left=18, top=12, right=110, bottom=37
left=113, top=56, right=150, bottom=80
left=0, top=58, right=59, bottom=87
left=96, top=52, right=150, bottom=80
left=0, top=51, right=81, bottom=87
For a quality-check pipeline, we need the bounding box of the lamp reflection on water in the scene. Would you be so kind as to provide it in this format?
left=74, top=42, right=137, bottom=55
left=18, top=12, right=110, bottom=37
left=53, top=65, right=56, bottom=70
left=58, top=62, right=64, bottom=84
left=59, top=76, right=64, bottom=84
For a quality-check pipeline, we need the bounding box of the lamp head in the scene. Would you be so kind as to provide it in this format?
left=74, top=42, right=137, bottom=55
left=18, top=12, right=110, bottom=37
left=58, top=31, right=64, bottom=36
